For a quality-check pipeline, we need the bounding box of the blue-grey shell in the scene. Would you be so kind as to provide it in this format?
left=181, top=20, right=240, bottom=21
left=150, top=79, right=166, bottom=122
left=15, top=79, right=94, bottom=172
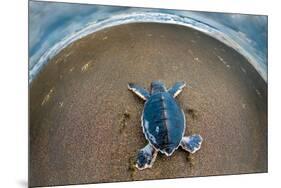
left=142, top=92, right=185, bottom=154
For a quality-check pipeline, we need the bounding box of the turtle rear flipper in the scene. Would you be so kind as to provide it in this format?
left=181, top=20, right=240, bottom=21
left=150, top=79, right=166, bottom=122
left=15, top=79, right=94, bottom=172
left=168, top=81, right=186, bottom=98
left=128, top=83, right=150, bottom=101
left=136, top=144, right=157, bottom=170
left=181, top=134, right=203, bottom=154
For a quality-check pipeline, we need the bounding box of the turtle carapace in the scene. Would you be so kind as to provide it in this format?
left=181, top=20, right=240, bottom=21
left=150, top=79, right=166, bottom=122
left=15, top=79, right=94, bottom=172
left=128, top=81, right=203, bottom=170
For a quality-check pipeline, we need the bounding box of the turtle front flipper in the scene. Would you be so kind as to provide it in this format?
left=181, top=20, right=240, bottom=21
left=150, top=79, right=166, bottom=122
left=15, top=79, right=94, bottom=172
left=136, top=144, right=157, bottom=170
left=128, top=83, right=150, bottom=100
left=168, top=81, right=186, bottom=98
left=180, top=134, right=203, bottom=154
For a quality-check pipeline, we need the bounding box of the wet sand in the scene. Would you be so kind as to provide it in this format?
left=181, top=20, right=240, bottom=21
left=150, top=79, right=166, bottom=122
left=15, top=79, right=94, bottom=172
left=29, top=23, right=267, bottom=187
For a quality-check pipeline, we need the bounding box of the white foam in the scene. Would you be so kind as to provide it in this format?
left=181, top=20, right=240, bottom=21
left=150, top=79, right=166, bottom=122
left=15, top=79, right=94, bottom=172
left=155, top=126, right=159, bottom=133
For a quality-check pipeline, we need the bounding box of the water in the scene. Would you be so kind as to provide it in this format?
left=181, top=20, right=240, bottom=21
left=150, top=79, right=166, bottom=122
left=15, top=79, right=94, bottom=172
left=29, top=1, right=267, bottom=83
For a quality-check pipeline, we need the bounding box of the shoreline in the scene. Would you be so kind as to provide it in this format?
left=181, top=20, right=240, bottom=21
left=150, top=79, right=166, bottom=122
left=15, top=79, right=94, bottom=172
left=29, top=13, right=267, bottom=82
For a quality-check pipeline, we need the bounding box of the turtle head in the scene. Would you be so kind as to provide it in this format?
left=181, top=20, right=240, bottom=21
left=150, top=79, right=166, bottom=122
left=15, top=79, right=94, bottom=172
left=151, top=80, right=166, bottom=94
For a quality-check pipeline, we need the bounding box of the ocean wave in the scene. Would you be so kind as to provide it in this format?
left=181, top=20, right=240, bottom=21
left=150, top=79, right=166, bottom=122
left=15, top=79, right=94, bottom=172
left=29, top=12, right=267, bottom=82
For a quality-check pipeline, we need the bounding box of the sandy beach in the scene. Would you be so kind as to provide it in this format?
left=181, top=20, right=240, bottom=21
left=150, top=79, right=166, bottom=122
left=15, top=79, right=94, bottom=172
left=29, top=23, right=267, bottom=187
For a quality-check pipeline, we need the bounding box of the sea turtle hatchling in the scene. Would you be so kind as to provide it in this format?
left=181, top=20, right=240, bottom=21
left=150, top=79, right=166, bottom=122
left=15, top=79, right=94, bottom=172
left=128, top=80, right=203, bottom=170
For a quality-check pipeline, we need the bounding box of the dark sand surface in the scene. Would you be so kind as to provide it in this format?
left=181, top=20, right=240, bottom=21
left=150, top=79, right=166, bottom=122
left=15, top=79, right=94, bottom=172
left=29, top=23, right=267, bottom=187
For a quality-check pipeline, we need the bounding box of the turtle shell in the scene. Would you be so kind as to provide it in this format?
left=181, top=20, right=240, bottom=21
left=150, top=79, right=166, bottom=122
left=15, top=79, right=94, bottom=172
left=142, top=92, right=185, bottom=156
